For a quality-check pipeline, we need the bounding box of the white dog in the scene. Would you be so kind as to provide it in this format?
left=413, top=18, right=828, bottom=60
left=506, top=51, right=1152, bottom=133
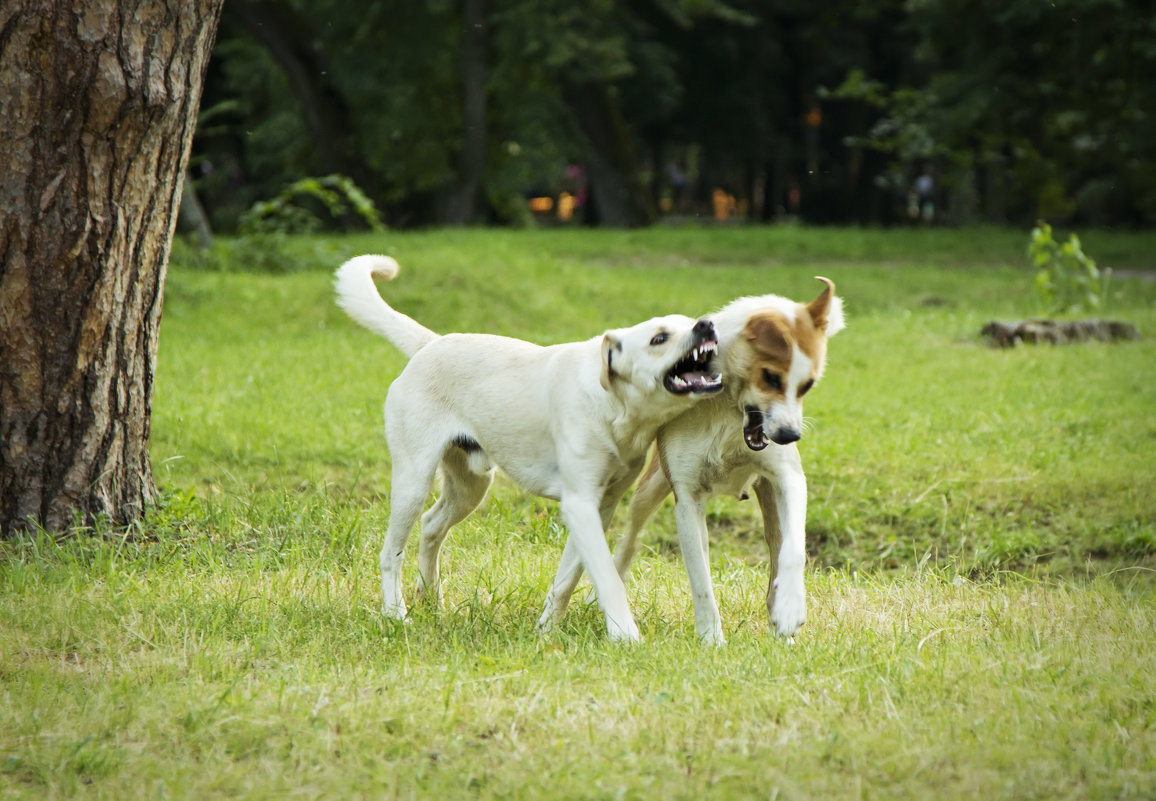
left=542, top=278, right=844, bottom=644
left=334, top=255, right=722, bottom=641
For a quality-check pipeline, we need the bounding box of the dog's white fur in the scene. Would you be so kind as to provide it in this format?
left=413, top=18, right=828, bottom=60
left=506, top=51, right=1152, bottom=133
left=541, top=278, right=844, bottom=644
left=334, top=255, right=721, bottom=642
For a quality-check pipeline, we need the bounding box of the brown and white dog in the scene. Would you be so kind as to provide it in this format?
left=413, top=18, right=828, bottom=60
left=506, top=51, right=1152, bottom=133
left=538, top=278, right=844, bottom=644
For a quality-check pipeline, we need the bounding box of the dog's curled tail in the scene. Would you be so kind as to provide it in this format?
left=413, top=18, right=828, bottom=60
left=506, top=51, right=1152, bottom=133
left=334, top=255, right=438, bottom=358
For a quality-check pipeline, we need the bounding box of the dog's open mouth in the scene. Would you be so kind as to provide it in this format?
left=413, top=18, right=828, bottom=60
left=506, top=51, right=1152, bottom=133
left=664, top=338, right=722, bottom=395
left=743, top=406, right=770, bottom=451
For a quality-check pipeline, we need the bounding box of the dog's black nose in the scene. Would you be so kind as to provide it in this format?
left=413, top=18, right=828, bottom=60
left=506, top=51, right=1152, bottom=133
left=771, top=427, right=801, bottom=445
left=693, top=318, right=715, bottom=338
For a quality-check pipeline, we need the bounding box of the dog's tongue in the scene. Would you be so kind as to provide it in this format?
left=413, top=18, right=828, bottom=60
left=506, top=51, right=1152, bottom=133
left=681, top=370, right=713, bottom=388
left=743, top=409, right=769, bottom=451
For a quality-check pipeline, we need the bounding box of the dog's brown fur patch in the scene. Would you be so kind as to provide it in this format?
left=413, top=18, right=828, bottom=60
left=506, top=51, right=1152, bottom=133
left=743, top=312, right=793, bottom=364
left=741, top=312, right=793, bottom=399
left=795, top=277, right=835, bottom=378
left=726, top=278, right=838, bottom=408
left=791, top=304, right=826, bottom=373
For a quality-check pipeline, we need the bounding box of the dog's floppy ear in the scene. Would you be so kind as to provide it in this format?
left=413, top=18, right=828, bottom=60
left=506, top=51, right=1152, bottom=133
left=600, top=332, right=622, bottom=391
left=742, top=313, right=792, bottom=363
left=807, top=276, right=845, bottom=337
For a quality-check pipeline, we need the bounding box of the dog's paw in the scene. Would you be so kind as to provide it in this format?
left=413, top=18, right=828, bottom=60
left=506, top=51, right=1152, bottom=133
left=537, top=593, right=566, bottom=633
left=770, top=579, right=806, bottom=638
left=414, top=579, right=445, bottom=608
left=605, top=614, right=641, bottom=644
left=382, top=594, right=408, bottom=622
left=698, top=627, right=726, bottom=647
left=536, top=609, right=558, bottom=634
left=693, top=601, right=725, bottom=647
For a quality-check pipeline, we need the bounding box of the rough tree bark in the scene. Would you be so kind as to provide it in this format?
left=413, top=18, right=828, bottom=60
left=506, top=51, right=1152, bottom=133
left=0, top=0, right=224, bottom=535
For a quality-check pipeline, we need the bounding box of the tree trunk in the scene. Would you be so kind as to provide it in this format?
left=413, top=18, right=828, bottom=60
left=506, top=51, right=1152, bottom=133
left=0, top=0, right=224, bottom=535
left=228, top=0, right=376, bottom=200
left=177, top=170, right=214, bottom=249
left=445, top=0, right=487, bottom=226
left=563, top=81, right=654, bottom=228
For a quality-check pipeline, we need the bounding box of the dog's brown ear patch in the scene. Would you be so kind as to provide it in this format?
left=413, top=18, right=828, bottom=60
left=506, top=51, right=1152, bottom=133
left=600, top=333, right=621, bottom=391
left=806, top=276, right=836, bottom=333
left=743, top=312, right=793, bottom=364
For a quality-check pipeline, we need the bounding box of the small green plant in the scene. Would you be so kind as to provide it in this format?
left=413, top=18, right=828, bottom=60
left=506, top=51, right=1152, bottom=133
left=239, top=174, right=385, bottom=235
left=171, top=175, right=380, bottom=273
left=1028, top=221, right=1111, bottom=315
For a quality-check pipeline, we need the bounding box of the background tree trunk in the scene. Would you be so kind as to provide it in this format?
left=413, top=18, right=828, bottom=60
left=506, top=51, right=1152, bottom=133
left=445, top=0, right=487, bottom=226
left=0, top=0, right=224, bottom=535
left=177, top=171, right=214, bottom=250
left=227, top=0, right=376, bottom=200
left=563, top=81, right=654, bottom=228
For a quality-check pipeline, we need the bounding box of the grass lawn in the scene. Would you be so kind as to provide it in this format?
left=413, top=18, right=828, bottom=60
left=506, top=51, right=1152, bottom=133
left=3, top=226, right=1155, bottom=799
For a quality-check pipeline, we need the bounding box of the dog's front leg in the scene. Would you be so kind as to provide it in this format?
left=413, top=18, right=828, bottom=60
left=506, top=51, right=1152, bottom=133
left=538, top=537, right=582, bottom=632
left=754, top=453, right=807, bottom=638
left=558, top=494, right=640, bottom=642
left=537, top=477, right=631, bottom=631
left=672, top=488, right=725, bottom=646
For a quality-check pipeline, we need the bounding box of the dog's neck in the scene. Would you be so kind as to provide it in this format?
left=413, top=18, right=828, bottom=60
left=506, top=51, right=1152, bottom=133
left=597, top=388, right=674, bottom=464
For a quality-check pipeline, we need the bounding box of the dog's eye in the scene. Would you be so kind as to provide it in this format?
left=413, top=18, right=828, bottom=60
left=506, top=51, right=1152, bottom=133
left=649, top=332, right=668, bottom=346
left=799, top=379, right=815, bottom=397
left=762, top=369, right=783, bottom=391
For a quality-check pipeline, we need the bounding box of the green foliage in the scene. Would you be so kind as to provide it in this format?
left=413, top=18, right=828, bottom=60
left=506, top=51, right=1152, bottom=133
left=822, top=68, right=947, bottom=196
left=901, top=0, right=1156, bottom=222
left=169, top=231, right=353, bottom=275
left=171, top=175, right=379, bottom=273
left=193, top=0, right=1156, bottom=227
left=1028, top=221, right=1111, bottom=315
left=239, top=175, right=385, bottom=236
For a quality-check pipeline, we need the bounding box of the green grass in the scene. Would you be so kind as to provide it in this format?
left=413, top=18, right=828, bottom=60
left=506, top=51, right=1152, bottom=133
left=3, top=226, right=1156, bottom=799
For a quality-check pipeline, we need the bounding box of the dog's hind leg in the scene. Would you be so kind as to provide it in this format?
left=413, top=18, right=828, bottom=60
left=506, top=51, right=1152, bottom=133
left=752, top=477, right=782, bottom=625
left=416, top=447, right=494, bottom=606
left=616, top=457, right=672, bottom=583
left=379, top=447, right=441, bottom=621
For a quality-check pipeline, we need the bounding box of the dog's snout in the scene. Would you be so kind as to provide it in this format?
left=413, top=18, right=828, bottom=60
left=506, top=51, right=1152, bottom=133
left=771, top=427, right=801, bottom=445
left=693, top=318, right=716, bottom=339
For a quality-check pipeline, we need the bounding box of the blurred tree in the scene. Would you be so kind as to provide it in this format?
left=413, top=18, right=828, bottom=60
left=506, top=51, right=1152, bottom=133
left=228, top=1, right=373, bottom=196
left=506, top=0, right=670, bottom=226
left=187, top=0, right=1154, bottom=228
left=831, top=0, right=1156, bottom=224
left=445, top=0, right=488, bottom=225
